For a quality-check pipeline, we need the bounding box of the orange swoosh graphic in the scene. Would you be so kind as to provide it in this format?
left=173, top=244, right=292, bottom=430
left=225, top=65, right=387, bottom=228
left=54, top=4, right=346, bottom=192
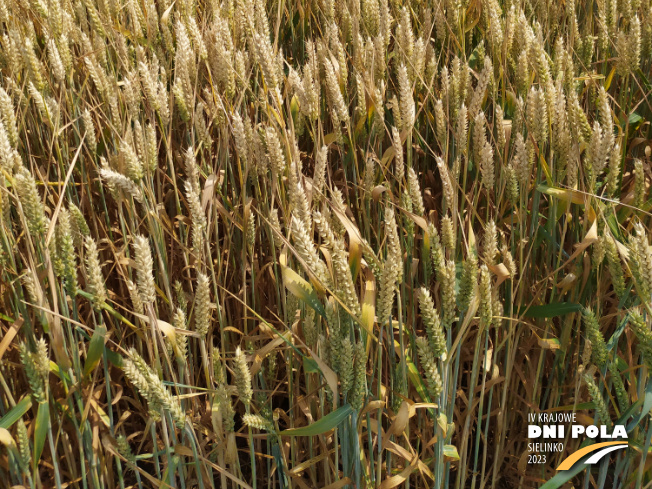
left=556, top=441, right=627, bottom=470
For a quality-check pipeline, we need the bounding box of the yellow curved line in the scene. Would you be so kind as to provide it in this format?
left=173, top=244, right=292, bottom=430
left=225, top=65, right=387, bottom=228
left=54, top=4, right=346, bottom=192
left=556, top=441, right=627, bottom=470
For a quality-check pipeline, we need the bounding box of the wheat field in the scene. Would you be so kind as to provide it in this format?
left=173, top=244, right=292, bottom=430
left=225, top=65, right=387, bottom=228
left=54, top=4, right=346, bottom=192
left=0, top=0, right=651, bottom=487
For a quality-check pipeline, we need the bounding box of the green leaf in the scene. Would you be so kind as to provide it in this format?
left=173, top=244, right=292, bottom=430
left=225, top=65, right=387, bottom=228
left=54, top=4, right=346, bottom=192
left=33, top=401, right=49, bottom=473
left=636, top=67, right=651, bottom=90
left=303, top=357, right=319, bottom=374
left=290, top=94, right=300, bottom=128
left=443, top=444, right=459, bottom=461
left=536, top=185, right=585, bottom=205
left=83, top=325, right=107, bottom=378
left=0, top=396, right=32, bottom=429
left=467, top=48, right=480, bottom=69
left=50, top=361, right=72, bottom=384
left=625, top=377, right=652, bottom=432
left=537, top=337, right=561, bottom=350
left=279, top=404, right=353, bottom=436
left=106, top=349, right=124, bottom=368
left=406, top=358, right=430, bottom=406
left=0, top=312, right=14, bottom=322
left=271, top=441, right=289, bottom=489
left=619, top=111, right=644, bottom=132
left=504, top=91, right=517, bottom=118
left=606, top=315, right=629, bottom=352
left=281, top=265, right=326, bottom=318
left=518, top=302, right=582, bottom=318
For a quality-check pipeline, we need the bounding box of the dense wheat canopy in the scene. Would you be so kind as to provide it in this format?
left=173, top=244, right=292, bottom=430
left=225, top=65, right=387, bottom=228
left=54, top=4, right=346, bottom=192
left=0, top=0, right=651, bottom=486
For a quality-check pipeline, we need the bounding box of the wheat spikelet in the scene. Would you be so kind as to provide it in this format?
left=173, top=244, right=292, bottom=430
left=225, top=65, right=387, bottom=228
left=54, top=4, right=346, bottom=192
left=132, top=235, right=156, bottom=305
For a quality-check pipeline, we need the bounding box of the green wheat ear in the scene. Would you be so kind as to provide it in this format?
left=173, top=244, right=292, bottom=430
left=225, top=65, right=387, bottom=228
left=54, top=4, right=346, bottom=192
left=16, top=420, right=31, bottom=474
left=583, top=372, right=611, bottom=427
left=418, top=287, right=446, bottom=358
left=194, top=272, right=211, bottom=337
left=14, top=166, right=48, bottom=238
left=416, top=336, right=443, bottom=400
left=242, top=413, right=274, bottom=431
left=479, top=264, right=493, bottom=327
left=123, top=349, right=186, bottom=428
left=19, top=341, right=46, bottom=403
left=116, top=435, right=135, bottom=465
left=583, top=308, right=608, bottom=369
left=84, top=237, right=106, bottom=309
left=233, top=346, right=253, bottom=407
left=629, top=311, right=652, bottom=369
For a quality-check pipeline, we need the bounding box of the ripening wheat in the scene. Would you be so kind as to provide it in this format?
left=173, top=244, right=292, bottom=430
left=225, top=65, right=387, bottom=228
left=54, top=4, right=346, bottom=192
left=0, top=0, right=651, bottom=487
